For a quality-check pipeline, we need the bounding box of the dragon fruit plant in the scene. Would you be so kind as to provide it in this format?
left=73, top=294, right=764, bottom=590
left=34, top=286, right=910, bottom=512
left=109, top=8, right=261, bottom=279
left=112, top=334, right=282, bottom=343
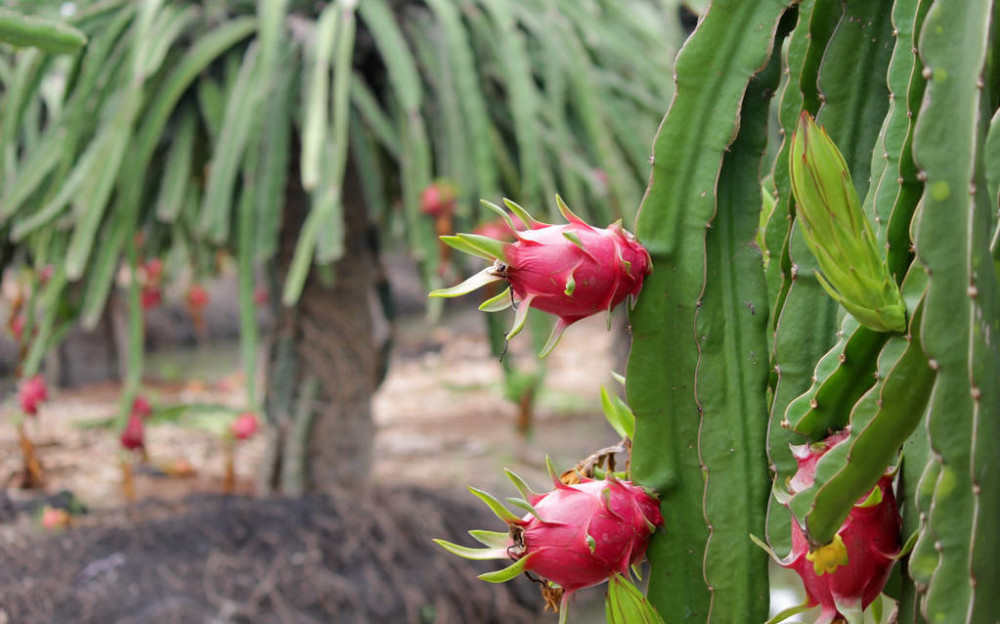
left=430, top=196, right=651, bottom=357
left=436, top=467, right=663, bottom=623
left=619, top=0, right=999, bottom=622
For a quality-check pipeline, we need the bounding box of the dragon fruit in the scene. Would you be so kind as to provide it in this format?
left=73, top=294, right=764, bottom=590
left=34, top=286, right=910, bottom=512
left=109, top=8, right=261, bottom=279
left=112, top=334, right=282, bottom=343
left=132, top=396, right=153, bottom=419
left=776, top=431, right=901, bottom=624
left=187, top=284, right=209, bottom=309
left=420, top=180, right=458, bottom=217
left=120, top=413, right=145, bottom=451
left=141, top=286, right=161, bottom=310
left=430, top=196, right=651, bottom=357
left=230, top=412, right=259, bottom=440
left=435, top=470, right=662, bottom=621
left=19, top=375, right=48, bottom=416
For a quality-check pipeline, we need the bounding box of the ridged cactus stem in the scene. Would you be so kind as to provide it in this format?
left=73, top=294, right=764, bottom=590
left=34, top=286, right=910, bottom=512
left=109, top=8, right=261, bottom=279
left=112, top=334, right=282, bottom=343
left=628, top=0, right=792, bottom=620
left=908, top=0, right=1000, bottom=621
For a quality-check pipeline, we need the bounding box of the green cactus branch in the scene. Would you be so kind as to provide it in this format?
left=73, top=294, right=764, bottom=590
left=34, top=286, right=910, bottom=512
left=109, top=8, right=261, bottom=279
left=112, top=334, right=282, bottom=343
left=909, top=0, right=1000, bottom=621
left=696, top=35, right=784, bottom=622
left=628, top=0, right=792, bottom=619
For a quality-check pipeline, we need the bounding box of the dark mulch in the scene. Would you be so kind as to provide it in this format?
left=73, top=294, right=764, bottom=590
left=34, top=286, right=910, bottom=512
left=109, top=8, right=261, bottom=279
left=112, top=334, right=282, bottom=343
left=0, top=486, right=544, bottom=624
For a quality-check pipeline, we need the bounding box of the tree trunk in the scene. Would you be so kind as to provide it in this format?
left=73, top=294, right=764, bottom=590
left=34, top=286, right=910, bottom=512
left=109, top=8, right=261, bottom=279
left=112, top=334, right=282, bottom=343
left=260, top=162, right=379, bottom=496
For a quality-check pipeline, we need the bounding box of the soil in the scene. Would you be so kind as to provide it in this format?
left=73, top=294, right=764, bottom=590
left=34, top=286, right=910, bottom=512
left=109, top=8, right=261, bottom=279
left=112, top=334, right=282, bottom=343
left=0, top=307, right=623, bottom=623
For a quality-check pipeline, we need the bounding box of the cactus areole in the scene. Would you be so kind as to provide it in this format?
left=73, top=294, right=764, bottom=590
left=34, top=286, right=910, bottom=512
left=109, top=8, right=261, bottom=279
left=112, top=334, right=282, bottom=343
left=435, top=472, right=662, bottom=621
left=777, top=431, right=901, bottom=624
left=429, top=196, right=651, bottom=357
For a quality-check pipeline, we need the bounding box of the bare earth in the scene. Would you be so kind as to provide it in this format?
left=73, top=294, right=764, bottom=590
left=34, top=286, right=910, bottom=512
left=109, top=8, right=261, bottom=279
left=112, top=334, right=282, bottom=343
left=0, top=309, right=620, bottom=623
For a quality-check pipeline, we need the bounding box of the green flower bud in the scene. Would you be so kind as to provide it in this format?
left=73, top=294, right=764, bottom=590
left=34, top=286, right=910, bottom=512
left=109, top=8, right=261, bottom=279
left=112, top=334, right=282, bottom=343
left=789, top=112, right=907, bottom=333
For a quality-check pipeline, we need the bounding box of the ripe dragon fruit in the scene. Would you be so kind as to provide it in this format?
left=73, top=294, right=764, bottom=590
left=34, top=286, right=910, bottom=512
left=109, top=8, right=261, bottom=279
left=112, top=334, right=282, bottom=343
left=230, top=412, right=259, bottom=440
left=120, top=412, right=145, bottom=451
left=19, top=375, right=48, bottom=416
left=435, top=469, right=662, bottom=623
left=773, top=430, right=901, bottom=624
left=132, top=396, right=153, bottom=419
left=420, top=180, right=458, bottom=218
left=430, top=196, right=651, bottom=357
left=187, top=284, right=209, bottom=309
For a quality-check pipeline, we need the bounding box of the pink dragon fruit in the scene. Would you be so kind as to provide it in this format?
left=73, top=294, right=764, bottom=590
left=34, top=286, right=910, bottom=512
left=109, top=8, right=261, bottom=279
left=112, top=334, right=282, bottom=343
left=132, top=396, right=153, bottom=419
left=230, top=412, right=259, bottom=440
left=430, top=196, right=651, bottom=357
left=120, top=413, right=145, bottom=451
left=19, top=375, right=48, bottom=416
left=435, top=470, right=662, bottom=620
left=776, top=431, right=901, bottom=624
left=420, top=180, right=458, bottom=217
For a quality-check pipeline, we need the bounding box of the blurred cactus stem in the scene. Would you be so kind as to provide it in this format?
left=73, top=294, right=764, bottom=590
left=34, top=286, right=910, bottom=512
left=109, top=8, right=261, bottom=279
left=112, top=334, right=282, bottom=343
left=789, top=113, right=907, bottom=333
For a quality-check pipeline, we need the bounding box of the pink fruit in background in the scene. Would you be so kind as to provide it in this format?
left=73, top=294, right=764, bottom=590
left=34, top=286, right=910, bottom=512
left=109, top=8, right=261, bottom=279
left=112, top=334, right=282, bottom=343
left=19, top=375, right=48, bottom=416
left=777, top=431, right=901, bottom=624
left=253, top=286, right=269, bottom=306
left=40, top=506, right=70, bottom=530
left=420, top=181, right=457, bottom=217
left=120, top=413, right=145, bottom=451
left=431, top=196, right=651, bottom=356
left=141, top=286, right=161, bottom=310
left=230, top=412, right=259, bottom=440
left=9, top=314, right=25, bottom=341
left=144, top=257, right=164, bottom=282
left=472, top=213, right=527, bottom=242
left=132, top=396, right=152, bottom=419
left=436, top=473, right=662, bottom=616
left=38, top=265, right=54, bottom=283
left=187, top=284, right=209, bottom=309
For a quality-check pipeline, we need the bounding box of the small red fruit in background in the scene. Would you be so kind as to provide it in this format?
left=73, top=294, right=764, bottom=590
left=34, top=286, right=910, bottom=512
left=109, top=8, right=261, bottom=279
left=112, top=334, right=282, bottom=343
left=19, top=375, right=48, bottom=416
left=132, top=396, right=152, bottom=419
left=420, top=181, right=458, bottom=217
left=120, top=413, right=145, bottom=451
left=144, top=257, right=164, bottom=282
left=230, top=412, right=259, bottom=441
left=187, top=284, right=209, bottom=309
left=9, top=314, right=25, bottom=341
left=38, top=265, right=54, bottom=284
left=253, top=286, right=269, bottom=306
left=141, top=286, right=161, bottom=310
left=40, top=506, right=71, bottom=531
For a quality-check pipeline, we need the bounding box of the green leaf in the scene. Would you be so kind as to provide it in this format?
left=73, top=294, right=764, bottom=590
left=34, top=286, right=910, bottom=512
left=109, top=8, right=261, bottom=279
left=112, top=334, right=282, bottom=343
left=0, top=8, right=87, bottom=54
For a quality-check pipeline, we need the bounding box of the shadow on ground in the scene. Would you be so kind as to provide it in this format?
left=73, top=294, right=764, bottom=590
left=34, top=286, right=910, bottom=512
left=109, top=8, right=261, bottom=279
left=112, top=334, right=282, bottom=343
left=0, top=486, right=546, bottom=624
